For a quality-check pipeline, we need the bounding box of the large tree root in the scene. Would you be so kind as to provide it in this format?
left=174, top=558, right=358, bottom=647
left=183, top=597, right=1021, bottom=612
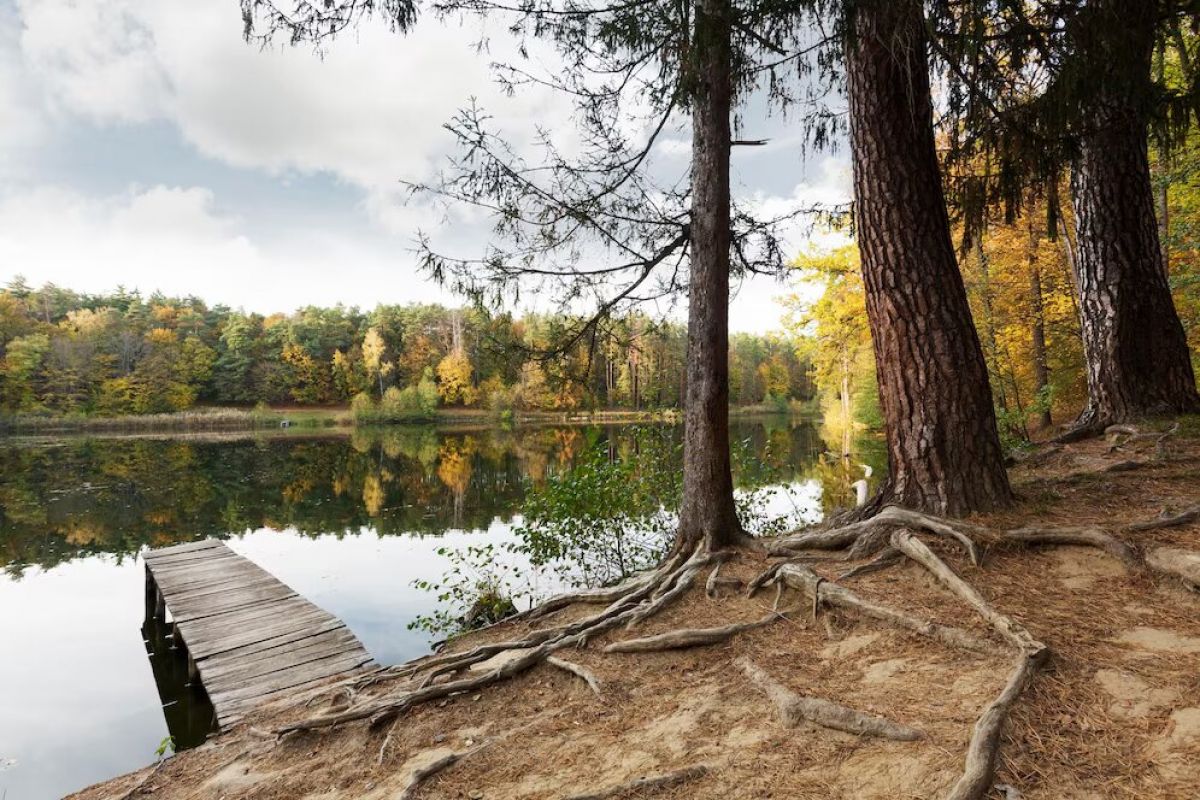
left=891, top=531, right=1039, bottom=652
left=546, top=656, right=603, bottom=696
left=603, top=614, right=778, bottom=654
left=774, top=502, right=1200, bottom=588
left=396, top=741, right=490, bottom=800
left=763, top=563, right=1002, bottom=655
left=561, top=764, right=709, bottom=800
left=837, top=546, right=902, bottom=581
left=773, top=506, right=982, bottom=565
left=944, top=648, right=1049, bottom=800
left=1125, top=503, right=1200, bottom=531
left=998, top=525, right=1138, bottom=569
left=886, top=529, right=1050, bottom=800
left=737, top=658, right=923, bottom=740
left=275, top=546, right=725, bottom=734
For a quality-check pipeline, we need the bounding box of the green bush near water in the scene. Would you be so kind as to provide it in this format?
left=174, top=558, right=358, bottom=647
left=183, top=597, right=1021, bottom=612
left=350, top=369, right=440, bottom=424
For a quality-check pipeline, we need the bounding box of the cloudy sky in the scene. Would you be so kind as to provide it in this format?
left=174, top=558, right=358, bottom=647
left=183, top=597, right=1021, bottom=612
left=0, top=0, right=850, bottom=333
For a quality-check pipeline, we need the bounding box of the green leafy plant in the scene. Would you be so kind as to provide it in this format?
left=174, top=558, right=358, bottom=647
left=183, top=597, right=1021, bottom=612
left=408, top=543, right=529, bottom=638
left=155, top=735, right=175, bottom=760
left=409, top=427, right=805, bottom=641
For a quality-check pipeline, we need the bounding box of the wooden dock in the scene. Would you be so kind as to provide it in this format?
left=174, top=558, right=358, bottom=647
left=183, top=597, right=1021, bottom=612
left=143, top=539, right=375, bottom=727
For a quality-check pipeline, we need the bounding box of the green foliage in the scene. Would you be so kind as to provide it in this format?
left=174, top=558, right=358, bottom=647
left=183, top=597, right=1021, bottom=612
left=407, top=543, right=527, bottom=638
left=155, top=736, right=175, bottom=760
left=995, top=385, right=1055, bottom=452
left=513, top=426, right=681, bottom=588
left=407, top=426, right=807, bottom=641
left=352, top=375, right=440, bottom=424
left=0, top=283, right=813, bottom=419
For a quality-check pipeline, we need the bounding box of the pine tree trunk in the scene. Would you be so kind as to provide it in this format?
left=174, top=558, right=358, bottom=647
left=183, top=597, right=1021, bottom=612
left=846, top=0, right=1013, bottom=516
left=1069, top=0, right=1200, bottom=431
left=676, top=0, right=742, bottom=552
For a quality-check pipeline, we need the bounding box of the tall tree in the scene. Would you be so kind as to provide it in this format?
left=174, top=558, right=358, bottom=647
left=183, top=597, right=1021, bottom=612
left=845, top=0, right=1013, bottom=514
left=676, top=0, right=742, bottom=551
left=1065, top=0, right=1200, bottom=431
left=930, top=0, right=1200, bottom=435
left=242, top=0, right=823, bottom=552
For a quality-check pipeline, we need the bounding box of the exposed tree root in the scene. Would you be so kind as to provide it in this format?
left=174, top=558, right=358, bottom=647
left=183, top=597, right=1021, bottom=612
left=997, top=525, right=1138, bottom=569
left=268, top=491, right=1200, bottom=796
left=837, top=546, right=901, bottom=581
left=891, top=531, right=1039, bottom=651
left=705, top=561, right=743, bottom=597
left=520, top=550, right=690, bottom=623
left=883, top=529, right=1050, bottom=800
left=561, top=764, right=710, bottom=800
left=623, top=550, right=729, bottom=629
left=546, top=656, right=603, bottom=696
left=764, top=563, right=1002, bottom=655
left=773, top=506, right=982, bottom=565
left=1106, top=422, right=1179, bottom=457
left=275, top=546, right=727, bottom=734
left=776, top=502, right=1200, bottom=586
left=603, top=614, right=777, bottom=653
left=396, top=741, right=489, bottom=800
left=1125, top=503, right=1200, bottom=531
left=737, top=658, right=923, bottom=740
left=944, top=648, right=1049, bottom=800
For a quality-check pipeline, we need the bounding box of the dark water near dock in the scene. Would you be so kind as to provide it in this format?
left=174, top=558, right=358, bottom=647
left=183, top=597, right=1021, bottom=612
left=0, top=419, right=882, bottom=799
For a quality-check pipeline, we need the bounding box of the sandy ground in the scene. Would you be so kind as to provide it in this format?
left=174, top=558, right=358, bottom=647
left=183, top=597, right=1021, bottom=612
left=71, top=428, right=1200, bottom=800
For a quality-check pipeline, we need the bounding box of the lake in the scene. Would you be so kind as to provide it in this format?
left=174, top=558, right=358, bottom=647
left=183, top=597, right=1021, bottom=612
left=0, top=418, right=883, bottom=799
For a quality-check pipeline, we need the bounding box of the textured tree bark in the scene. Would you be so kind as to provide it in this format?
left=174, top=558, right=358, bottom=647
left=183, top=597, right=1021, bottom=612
left=845, top=0, right=1013, bottom=515
left=1069, top=0, right=1200, bottom=431
left=676, top=0, right=742, bottom=552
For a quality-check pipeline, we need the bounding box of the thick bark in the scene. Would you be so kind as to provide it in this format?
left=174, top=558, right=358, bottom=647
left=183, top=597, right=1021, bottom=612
left=845, top=0, right=1013, bottom=515
left=676, top=0, right=742, bottom=552
left=1069, top=0, right=1200, bottom=430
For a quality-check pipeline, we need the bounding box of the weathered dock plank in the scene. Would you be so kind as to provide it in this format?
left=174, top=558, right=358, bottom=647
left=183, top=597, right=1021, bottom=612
left=143, top=540, right=375, bottom=727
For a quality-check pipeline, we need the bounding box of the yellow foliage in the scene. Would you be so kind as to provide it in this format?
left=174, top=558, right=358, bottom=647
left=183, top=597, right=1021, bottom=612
left=436, top=350, right=479, bottom=406
left=362, top=472, right=385, bottom=517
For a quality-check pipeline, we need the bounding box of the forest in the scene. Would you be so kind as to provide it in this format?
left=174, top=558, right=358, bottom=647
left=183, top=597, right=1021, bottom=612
left=0, top=279, right=809, bottom=419
left=16, top=0, right=1200, bottom=798
left=791, top=117, right=1200, bottom=451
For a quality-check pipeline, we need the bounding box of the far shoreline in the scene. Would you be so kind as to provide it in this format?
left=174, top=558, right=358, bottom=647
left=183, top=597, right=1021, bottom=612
left=0, top=402, right=813, bottom=439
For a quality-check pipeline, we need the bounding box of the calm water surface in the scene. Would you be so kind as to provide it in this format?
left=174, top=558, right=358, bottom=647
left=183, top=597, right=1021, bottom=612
left=0, top=419, right=882, bottom=799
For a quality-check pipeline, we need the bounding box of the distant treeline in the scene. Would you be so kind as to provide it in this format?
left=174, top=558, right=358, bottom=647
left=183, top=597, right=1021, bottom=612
left=0, top=278, right=811, bottom=418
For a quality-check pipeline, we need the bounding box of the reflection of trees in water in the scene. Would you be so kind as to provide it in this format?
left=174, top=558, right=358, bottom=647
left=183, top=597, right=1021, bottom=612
left=0, top=420, right=885, bottom=575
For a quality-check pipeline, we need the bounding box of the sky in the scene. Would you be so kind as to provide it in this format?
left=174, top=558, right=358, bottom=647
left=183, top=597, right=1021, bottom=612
left=0, top=0, right=850, bottom=334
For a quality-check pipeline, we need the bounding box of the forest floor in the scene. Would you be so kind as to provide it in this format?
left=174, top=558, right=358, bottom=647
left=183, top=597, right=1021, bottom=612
left=72, top=422, right=1200, bottom=800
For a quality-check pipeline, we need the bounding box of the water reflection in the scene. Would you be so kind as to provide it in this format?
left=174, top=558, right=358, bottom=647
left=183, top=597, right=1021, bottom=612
left=141, top=614, right=215, bottom=751
left=0, top=420, right=883, bottom=578
left=0, top=418, right=884, bottom=799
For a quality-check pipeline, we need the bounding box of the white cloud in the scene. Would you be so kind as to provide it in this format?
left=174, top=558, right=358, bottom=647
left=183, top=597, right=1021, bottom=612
left=18, top=0, right=170, bottom=123
left=0, top=184, right=457, bottom=311
left=725, top=157, right=854, bottom=334
left=1, top=2, right=851, bottom=334
left=13, top=0, right=573, bottom=229
left=0, top=5, right=45, bottom=174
